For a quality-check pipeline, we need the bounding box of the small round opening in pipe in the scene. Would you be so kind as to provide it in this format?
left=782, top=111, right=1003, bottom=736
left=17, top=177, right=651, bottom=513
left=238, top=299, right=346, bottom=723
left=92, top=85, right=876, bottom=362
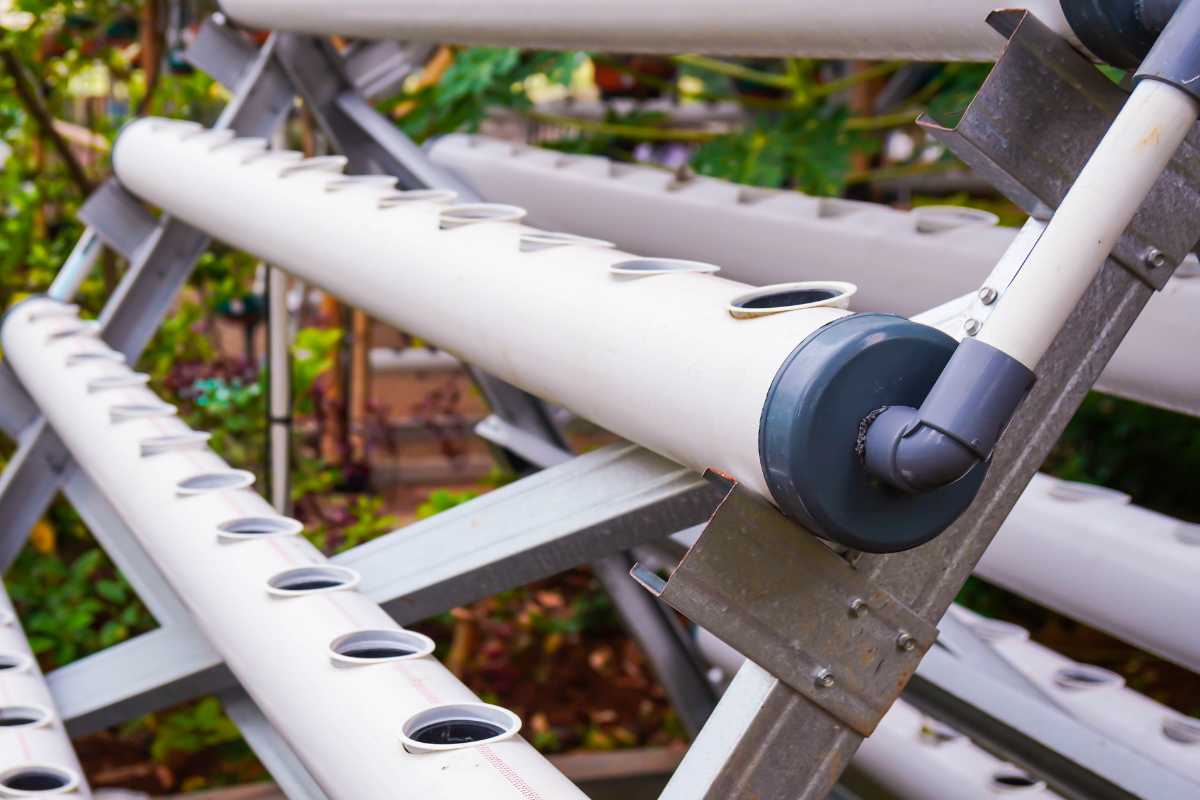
left=0, top=610, right=13, bottom=627
left=110, top=402, right=177, bottom=424
left=279, top=155, right=348, bottom=178
left=215, top=136, right=267, bottom=155
left=728, top=281, right=857, bottom=318
left=266, top=565, right=360, bottom=597
left=520, top=232, right=615, bottom=253
left=990, top=771, right=1046, bottom=794
left=324, top=175, right=398, bottom=193
left=1046, top=479, right=1131, bottom=504
left=967, top=619, right=1030, bottom=644
left=0, top=706, right=50, bottom=729
left=139, top=431, right=211, bottom=457
left=1163, top=715, right=1200, bottom=745
left=400, top=703, right=521, bottom=753
left=26, top=304, right=79, bottom=323
left=439, top=203, right=527, bottom=230
left=66, top=350, right=125, bottom=367
left=217, top=516, right=304, bottom=541
left=918, top=718, right=962, bottom=746
left=87, top=372, right=151, bottom=392
left=914, top=205, right=1000, bottom=234
left=378, top=189, right=457, bottom=208
left=45, top=323, right=97, bottom=341
left=0, top=654, right=30, bottom=673
left=1053, top=664, right=1125, bottom=691
left=243, top=149, right=304, bottom=167
left=0, top=765, right=79, bottom=795
left=329, top=629, right=436, bottom=664
left=175, top=470, right=256, bottom=496
left=198, top=130, right=237, bottom=150
left=609, top=257, right=720, bottom=277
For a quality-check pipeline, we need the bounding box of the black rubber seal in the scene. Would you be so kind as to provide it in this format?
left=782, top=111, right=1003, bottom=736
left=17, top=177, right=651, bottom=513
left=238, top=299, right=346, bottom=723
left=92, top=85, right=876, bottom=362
left=1061, top=0, right=1166, bottom=69
left=759, top=314, right=987, bottom=553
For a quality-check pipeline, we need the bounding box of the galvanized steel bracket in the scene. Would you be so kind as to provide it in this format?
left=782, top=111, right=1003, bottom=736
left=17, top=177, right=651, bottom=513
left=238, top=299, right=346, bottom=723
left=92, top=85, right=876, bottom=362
left=631, top=471, right=936, bottom=736
left=921, top=9, right=1200, bottom=289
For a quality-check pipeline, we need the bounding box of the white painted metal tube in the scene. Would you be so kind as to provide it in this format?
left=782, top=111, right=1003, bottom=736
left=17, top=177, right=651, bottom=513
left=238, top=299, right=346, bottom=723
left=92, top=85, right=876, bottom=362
left=954, top=610, right=1200, bottom=783
left=216, top=0, right=1077, bottom=61
left=429, top=133, right=1200, bottom=418
left=977, top=80, right=1200, bottom=369
left=1, top=298, right=587, bottom=800
left=0, top=588, right=91, bottom=798
left=111, top=117, right=856, bottom=507
left=980, top=474, right=1200, bottom=673
left=47, top=229, right=101, bottom=303
left=695, top=628, right=1061, bottom=800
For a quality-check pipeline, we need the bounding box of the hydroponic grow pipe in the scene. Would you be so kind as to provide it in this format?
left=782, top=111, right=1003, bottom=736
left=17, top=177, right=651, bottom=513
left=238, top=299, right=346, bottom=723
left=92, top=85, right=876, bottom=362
left=0, top=298, right=588, bottom=800
left=0, top=586, right=91, bottom=798
left=429, top=133, right=1200, bottom=418
left=111, top=117, right=980, bottom=553
left=695, top=628, right=1062, bottom=800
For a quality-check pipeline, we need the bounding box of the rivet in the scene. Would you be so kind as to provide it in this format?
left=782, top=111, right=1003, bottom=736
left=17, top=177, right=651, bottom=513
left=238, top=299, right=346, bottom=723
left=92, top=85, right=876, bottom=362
left=977, top=286, right=998, bottom=305
left=848, top=598, right=868, bottom=618
left=1143, top=247, right=1169, bottom=270
left=896, top=632, right=917, bottom=653
left=814, top=668, right=836, bottom=689
left=963, top=318, right=982, bottom=336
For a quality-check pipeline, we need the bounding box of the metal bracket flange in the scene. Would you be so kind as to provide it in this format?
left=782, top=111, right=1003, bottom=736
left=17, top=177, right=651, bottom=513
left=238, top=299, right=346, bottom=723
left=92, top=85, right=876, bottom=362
left=631, top=471, right=936, bottom=736
left=921, top=9, right=1200, bottom=289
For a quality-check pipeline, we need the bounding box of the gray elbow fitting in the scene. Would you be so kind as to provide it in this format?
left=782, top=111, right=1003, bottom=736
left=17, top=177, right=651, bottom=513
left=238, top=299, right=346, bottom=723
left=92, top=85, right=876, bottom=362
left=863, top=338, right=1035, bottom=494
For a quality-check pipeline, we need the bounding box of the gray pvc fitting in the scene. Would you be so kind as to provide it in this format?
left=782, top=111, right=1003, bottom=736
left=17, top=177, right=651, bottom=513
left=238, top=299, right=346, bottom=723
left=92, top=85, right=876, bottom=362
left=863, top=338, right=1035, bottom=495
left=1135, top=0, right=1200, bottom=101
left=1061, top=0, right=1182, bottom=69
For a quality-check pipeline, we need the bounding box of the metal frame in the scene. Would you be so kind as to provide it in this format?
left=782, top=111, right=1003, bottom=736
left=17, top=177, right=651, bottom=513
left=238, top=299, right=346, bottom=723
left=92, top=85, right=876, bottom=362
left=0, top=11, right=1197, bottom=800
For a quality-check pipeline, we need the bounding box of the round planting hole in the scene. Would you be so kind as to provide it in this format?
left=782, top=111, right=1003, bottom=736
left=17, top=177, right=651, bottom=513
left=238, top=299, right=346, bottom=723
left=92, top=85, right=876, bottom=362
left=1053, top=665, right=1124, bottom=691
left=439, top=203, right=527, bottom=230
left=1047, top=480, right=1131, bottom=504
left=0, top=654, right=29, bottom=672
left=139, top=431, right=212, bottom=457
left=27, top=304, right=79, bottom=323
left=990, top=771, right=1046, bottom=793
left=45, top=323, right=96, bottom=341
left=110, top=402, right=178, bottom=423
left=378, top=189, right=457, bottom=208
left=325, top=175, right=397, bottom=192
left=87, top=372, right=151, bottom=392
left=609, top=257, right=719, bottom=276
left=0, top=765, right=78, bottom=795
left=968, top=619, right=1029, bottom=643
left=1163, top=715, right=1200, bottom=744
left=329, top=629, right=435, bottom=664
left=728, top=282, right=857, bottom=318
left=175, top=470, right=256, bottom=496
left=266, top=565, right=360, bottom=597
left=66, top=350, right=125, bottom=367
left=400, top=703, right=521, bottom=753
left=243, top=149, right=304, bottom=166
left=520, top=232, right=615, bottom=253
left=914, top=205, right=999, bottom=234
left=279, top=155, right=348, bottom=178
left=0, top=706, right=49, bottom=729
left=217, top=516, right=304, bottom=541
left=918, top=718, right=961, bottom=745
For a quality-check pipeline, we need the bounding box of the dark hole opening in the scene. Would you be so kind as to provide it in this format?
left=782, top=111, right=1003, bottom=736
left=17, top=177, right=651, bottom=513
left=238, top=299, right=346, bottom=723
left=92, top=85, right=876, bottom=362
left=994, top=774, right=1037, bottom=788
left=738, top=290, right=836, bottom=309
left=342, top=646, right=415, bottom=659
left=0, top=717, right=38, bottom=727
left=3, top=769, right=69, bottom=792
left=0, top=656, right=22, bottom=670
left=283, top=580, right=342, bottom=591
left=410, top=720, right=505, bottom=746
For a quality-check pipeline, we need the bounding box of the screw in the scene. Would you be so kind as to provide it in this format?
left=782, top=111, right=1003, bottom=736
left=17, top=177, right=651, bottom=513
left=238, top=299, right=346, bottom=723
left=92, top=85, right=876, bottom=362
left=963, top=318, right=982, bottom=336
left=814, top=668, right=836, bottom=689
left=848, top=598, right=868, bottom=618
left=896, top=632, right=917, bottom=653
left=978, top=286, right=998, bottom=305
left=1144, top=247, right=1169, bottom=270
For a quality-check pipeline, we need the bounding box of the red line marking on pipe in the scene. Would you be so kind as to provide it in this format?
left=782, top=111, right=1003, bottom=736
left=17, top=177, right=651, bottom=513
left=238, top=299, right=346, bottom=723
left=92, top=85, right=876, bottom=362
left=265, top=537, right=300, bottom=567
left=392, top=663, right=441, bottom=705
left=478, top=745, right=544, bottom=800
left=322, top=592, right=360, bottom=629
left=16, top=731, right=29, bottom=760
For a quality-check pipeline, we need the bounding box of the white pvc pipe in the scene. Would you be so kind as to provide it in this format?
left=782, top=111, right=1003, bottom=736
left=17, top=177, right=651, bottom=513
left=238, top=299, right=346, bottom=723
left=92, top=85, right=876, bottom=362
left=430, top=133, right=1200, bottom=418
left=978, top=80, right=1200, bottom=369
left=0, top=587, right=91, bottom=798
left=1, top=298, right=587, bottom=800
left=267, top=265, right=290, bottom=514
left=953, top=609, right=1200, bottom=783
left=695, top=628, right=1061, bottom=800
left=980, top=473, right=1200, bottom=673
left=112, top=117, right=857, bottom=506
left=47, top=229, right=102, bottom=304
left=216, top=0, right=1077, bottom=61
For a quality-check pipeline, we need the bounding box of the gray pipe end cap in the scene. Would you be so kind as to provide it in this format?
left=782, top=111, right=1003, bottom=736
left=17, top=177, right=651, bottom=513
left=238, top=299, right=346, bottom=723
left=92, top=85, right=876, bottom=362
left=759, top=314, right=987, bottom=553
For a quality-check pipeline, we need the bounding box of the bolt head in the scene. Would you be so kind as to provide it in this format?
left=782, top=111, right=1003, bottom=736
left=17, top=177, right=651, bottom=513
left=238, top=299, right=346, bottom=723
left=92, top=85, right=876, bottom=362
left=977, top=286, right=998, bottom=305
left=1144, top=248, right=1169, bottom=270
left=963, top=318, right=982, bottom=336
left=896, top=633, right=917, bottom=652
left=848, top=598, right=868, bottom=618
left=814, top=669, right=836, bottom=689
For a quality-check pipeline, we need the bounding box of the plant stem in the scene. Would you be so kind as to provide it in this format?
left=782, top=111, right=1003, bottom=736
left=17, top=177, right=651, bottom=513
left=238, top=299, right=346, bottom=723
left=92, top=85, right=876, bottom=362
left=523, top=110, right=721, bottom=142
left=844, top=109, right=921, bottom=131
left=812, top=60, right=906, bottom=99
left=672, top=54, right=793, bottom=90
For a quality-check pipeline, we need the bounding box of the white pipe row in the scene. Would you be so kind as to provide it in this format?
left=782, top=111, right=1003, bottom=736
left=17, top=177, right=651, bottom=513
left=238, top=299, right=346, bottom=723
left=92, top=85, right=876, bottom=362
left=428, top=132, right=1200, bottom=418
left=215, top=0, right=1079, bottom=61
left=112, top=117, right=856, bottom=510
left=695, top=628, right=1061, bottom=799
left=978, top=474, right=1200, bottom=674
left=951, top=608, right=1200, bottom=783
left=0, top=587, right=91, bottom=798
left=0, top=298, right=587, bottom=800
